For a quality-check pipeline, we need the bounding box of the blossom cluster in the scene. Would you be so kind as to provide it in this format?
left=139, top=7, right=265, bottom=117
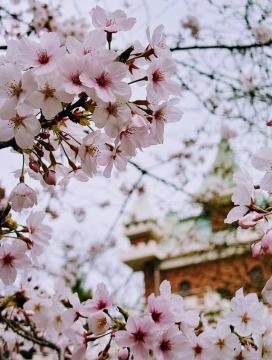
left=1, top=279, right=272, bottom=359
left=0, top=5, right=182, bottom=285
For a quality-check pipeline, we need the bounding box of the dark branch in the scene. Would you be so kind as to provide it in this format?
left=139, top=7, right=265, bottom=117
left=170, top=41, right=272, bottom=52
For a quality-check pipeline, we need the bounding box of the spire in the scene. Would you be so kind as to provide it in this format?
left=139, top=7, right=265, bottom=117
left=124, top=185, right=162, bottom=245
left=196, top=123, right=236, bottom=204
left=129, top=186, right=156, bottom=223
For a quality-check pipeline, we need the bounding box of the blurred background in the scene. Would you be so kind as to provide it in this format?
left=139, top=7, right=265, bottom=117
left=1, top=0, right=272, bottom=319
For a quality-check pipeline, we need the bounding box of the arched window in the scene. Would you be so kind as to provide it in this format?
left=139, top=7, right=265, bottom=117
left=249, top=266, right=264, bottom=291
left=217, top=288, right=231, bottom=299
left=179, top=280, right=191, bottom=296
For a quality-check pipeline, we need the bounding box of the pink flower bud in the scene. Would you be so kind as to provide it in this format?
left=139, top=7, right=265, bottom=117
left=88, top=311, right=110, bottom=335
left=239, top=212, right=261, bottom=229
left=266, top=119, right=272, bottom=126
left=118, top=348, right=129, bottom=360
left=261, top=229, right=272, bottom=254
left=43, top=170, right=56, bottom=186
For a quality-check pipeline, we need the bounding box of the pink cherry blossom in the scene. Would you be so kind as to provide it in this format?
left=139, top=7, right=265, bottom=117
left=92, top=98, right=131, bottom=138
left=227, top=288, right=265, bottom=336
left=83, top=283, right=113, bottom=313
left=252, top=147, right=272, bottom=193
left=28, top=73, right=73, bottom=119
left=9, top=182, right=37, bottom=212
left=207, top=324, right=241, bottom=359
left=0, top=241, right=31, bottom=285
left=58, top=54, right=87, bottom=95
left=146, top=58, right=180, bottom=101
left=119, top=114, right=151, bottom=156
left=80, top=59, right=131, bottom=102
left=149, top=98, right=183, bottom=144
left=252, top=229, right=272, bottom=256
left=239, top=212, right=262, bottom=229
left=78, top=131, right=109, bottom=177
left=0, top=64, right=36, bottom=114
left=115, top=315, right=158, bottom=360
left=66, top=30, right=106, bottom=57
left=91, top=6, right=136, bottom=33
left=0, top=105, right=40, bottom=149
left=147, top=293, right=175, bottom=328
left=26, top=211, right=52, bottom=256
left=17, top=32, right=65, bottom=74
left=100, top=146, right=128, bottom=178
left=225, top=171, right=255, bottom=223
left=146, top=25, right=170, bottom=57
left=153, top=325, right=184, bottom=360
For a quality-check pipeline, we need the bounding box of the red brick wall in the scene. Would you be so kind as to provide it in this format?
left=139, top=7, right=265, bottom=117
left=143, top=252, right=272, bottom=298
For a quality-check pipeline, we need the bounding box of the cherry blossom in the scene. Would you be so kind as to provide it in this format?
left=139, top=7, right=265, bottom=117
left=58, top=54, right=88, bottom=95
left=0, top=105, right=40, bottom=149
left=100, top=146, right=128, bottom=178
left=78, top=131, right=109, bottom=177
left=87, top=310, right=110, bottom=335
left=26, top=211, right=52, bottom=256
left=66, top=29, right=106, bottom=57
left=92, top=98, right=131, bottom=138
left=17, top=32, right=65, bottom=75
left=91, top=6, right=136, bottom=33
left=225, top=171, right=255, bottom=224
left=9, top=182, right=37, bottom=212
left=115, top=315, right=158, bottom=360
left=28, top=73, right=73, bottom=119
left=227, top=288, right=265, bottom=336
left=146, top=25, right=170, bottom=57
left=153, top=325, right=184, bottom=360
left=146, top=58, right=180, bottom=101
left=84, top=282, right=113, bottom=313
left=0, top=242, right=31, bottom=285
left=80, top=59, right=131, bottom=102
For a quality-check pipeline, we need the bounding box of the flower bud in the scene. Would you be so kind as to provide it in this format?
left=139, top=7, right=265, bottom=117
left=43, top=170, right=56, bottom=186
left=88, top=311, right=110, bottom=336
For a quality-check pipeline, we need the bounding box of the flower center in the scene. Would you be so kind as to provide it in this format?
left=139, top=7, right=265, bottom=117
left=40, top=83, right=56, bottom=99
left=194, top=344, right=202, bottom=355
left=86, top=144, right=99, bottom=157
left=37, top=49, right=50, bottom=65
left=241, top=312, right=250, bottom=324
left=10, top=113, right=25, bottom=128
left=132, top=329, right=146, bottom=343
left=3, top=253, right=15, bottom=266
left=96, top=300, right=107, bottom=310
left=160, top=339, right=171, bottom=352
left=8, top=80, right=23, bottom=98
left=96, top=72, right=112, bottom=88
left=152, top=69, right=165, bottom=83
left=216, top=338, right=225, bottom=349
left=151, top=310, right=162, bottom=323
left=106, top=103, right=118, bottom=117
left=71, top=73, right=82, bottom=86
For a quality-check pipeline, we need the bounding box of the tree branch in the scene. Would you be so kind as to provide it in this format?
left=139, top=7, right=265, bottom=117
left=170, top=41, right=272, bottom=52
left=0, top=312, right=62, bottom=359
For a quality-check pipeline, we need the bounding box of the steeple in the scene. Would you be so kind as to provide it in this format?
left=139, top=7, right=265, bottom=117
left=195, top=124, right=236, bottom=231
left=124, top=186, right=162, bottom=246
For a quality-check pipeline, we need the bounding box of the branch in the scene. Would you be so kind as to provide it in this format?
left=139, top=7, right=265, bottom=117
left=129, top=160, right=191, bottom=195
left=170, top=41, right=272, bottom=52
left=0, top=312, right=62, bottom=359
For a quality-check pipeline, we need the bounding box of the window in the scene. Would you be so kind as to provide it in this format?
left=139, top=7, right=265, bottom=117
left=179, top=280, right=191, bottom=296
left=249, top=266, right=264, bottom=291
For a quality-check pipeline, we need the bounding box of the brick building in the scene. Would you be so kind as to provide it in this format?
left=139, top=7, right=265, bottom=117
left=121, top=133, right=271, bottom=300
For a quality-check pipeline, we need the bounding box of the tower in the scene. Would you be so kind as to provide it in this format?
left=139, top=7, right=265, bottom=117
left=121, top=130, right=271, bottom=299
